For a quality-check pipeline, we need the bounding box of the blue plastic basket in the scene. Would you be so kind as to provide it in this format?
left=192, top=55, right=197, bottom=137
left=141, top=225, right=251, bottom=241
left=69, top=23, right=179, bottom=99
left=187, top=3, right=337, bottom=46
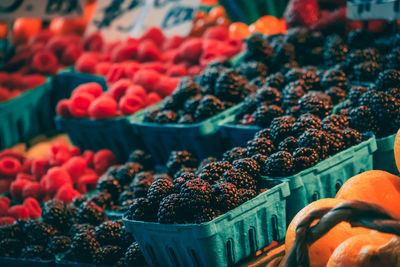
left=123, top=180, right=290, bottom=267
left=220, top=124, right=261, bottom=148
left=263, top=135, right=377, bottom=222
left=0, top=257, right=56, bottom=267
left=130, top=104, right=243, bottom=165
left=0, top=78, right=54, bottom=149
left=373, top=133, right=398, bottom=175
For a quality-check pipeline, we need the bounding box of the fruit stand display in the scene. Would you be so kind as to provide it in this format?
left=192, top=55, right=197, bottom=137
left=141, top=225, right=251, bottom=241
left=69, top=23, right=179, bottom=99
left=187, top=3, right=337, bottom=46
left=0, top=0, right=400, bottom=267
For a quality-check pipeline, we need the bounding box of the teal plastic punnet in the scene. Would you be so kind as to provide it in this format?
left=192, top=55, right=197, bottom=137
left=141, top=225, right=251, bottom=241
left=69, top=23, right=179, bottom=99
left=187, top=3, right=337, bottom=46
left=130, top=104, right=243, bottom=165
left=373, top=133, right=398, bottom=175
left=123, top=180, right=290, bottom=267
left=263, top=134, right=377, bottom=222
left=0, top=257, right=56, bottom=267
left=0, top=79, right=53, bottom=148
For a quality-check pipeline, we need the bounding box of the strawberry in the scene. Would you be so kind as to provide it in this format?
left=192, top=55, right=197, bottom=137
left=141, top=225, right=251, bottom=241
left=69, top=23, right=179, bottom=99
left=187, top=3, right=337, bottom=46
left=178, top=38, right=203, bottom=64
left=82, top=151, right=95, bottom=168
left=122, top=61, right=141, bottom=78
left=163, top=35, right=184, bottom=51
left=16, top=173, right=35, bottom=182
left=310, top=6, right=346, bottom=31
left=166, top=64, right=187, bottom=77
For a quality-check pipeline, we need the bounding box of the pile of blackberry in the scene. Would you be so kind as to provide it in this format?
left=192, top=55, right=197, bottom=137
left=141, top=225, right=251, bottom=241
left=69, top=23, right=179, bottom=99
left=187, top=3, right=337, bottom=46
left=0, top=202, right=143, bottom=266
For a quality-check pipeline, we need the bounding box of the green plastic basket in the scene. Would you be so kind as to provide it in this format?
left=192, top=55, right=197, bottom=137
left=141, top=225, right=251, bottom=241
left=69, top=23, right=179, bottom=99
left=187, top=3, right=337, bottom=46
left=0, top=257, right=56, bottom=267
left=0, top=79, right=54, bottom=149
left=123, top=180, right=290, bottom=267
left=373, top=133, right=398, bottom=175
left=130, top=104, right=243, bottom=165
left=263, top=135, right=377, bottom=222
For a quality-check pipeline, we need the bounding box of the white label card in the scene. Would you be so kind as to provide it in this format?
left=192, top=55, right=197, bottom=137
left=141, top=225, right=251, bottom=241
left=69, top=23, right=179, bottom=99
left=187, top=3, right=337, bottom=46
left=0, top=0, right=85, bottom=19
left=347, top=0, right=400, bottom=20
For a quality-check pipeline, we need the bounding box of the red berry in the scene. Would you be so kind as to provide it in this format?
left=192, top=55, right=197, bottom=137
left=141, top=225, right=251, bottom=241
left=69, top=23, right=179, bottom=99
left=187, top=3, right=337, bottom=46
left=0, top=179, right=12, bottom=194
left=68, top=92, right=95, bottom=118
left=44, top=166, right=72, bottom=197
left=21, top=75, right=46, bottom=90
left=122, top=61, right=141, bottom=78
left=145, top=92, right=162, bottom=106
left=126, top=85, right=147, bottom=100
left=133, top=69, right=161, bottom=91
left=203, top=26, right=229, bottom=41
left=119, top=95, right=144, bottom=115
left=137, top=40, right=161, bottom=62
left=0, top=87, right=11, bottom=102
left=0, top=217, right=16, bottom=226
left=75, top=53, right=98, bottom=74
left=69, top=146, right=81, bottom=156
left=62, top=156, right=87, bottom=183
left=162, top=35, right=184, bottom=51
left=106, top=63, right=125, bottom=84
left=56, top=99, right=72, bottom=117
left=83, top=32, right=104, bottom=52
left=76, top=170, right=98, bottom=194
left=22, top=182, right=45, bottom=200
left=8, top=205, right=30, bottom=219
left=16, top=173, right=35, bottom=182
left=82, top=150, right=95, bottom=168
left=108, top=79, right=133, bottom=101
left=0, top=196, right=10, bottom=216
left=142, top=62, right=165, bottom=73
left=111, top=42, right=138, bottom=62
left=88, top=95, right=118, bottom=119
left=179, top=38, right=203, bottom=63
left=0, top=149, right=25, bottom=162
left=200, top=50, right=220, bottom=67
left=31, top=50, right=58, bottom=75
left=187, top=65, right=203, bottom=76
left=72, top=82, right=103, bottom=98
left=0, top=156, right=22, bottom=177
left=54, top=184, right=80, bottom=204
left=155, top=76, right=180, bottom=97
left=93, top=150, right=118, bottom=175
left=166, top=64, right=187, bottom=77
left=45, top=36, right=69, bottom=57
left=61, top=44, right=83, bottom=66
left=140, top=27, right=165, bottom=45
left=95, top=61, right=112, bottom=76
left=23, top=197, right=42, bottom=219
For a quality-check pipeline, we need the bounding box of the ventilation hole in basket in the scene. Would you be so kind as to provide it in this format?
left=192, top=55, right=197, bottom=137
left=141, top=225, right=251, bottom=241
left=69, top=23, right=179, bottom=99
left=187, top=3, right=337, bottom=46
left=17, top=119, right=24, bottom=137
left=248, top=228, right=256, bottom=254
left=271, top=215, right=279, bottom=241
left=335, top=182, right=342, bottom=193
left=189, top=249, right=201, bottom=267
left=312, top=192, right=320, bottom=201
left=226, top=239, right=234, bottom=265
left=167, top=247, right=179, bottom=267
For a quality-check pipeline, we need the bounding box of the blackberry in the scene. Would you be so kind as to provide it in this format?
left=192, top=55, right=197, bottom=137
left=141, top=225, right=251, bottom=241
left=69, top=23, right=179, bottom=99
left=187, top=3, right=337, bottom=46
left=171, top=77, right=201, bottom=104
left=244, top=34, right=274, bottom=62
left=250, top=76, right=266, bottom=87
left=302, top=70, right=320, bottom=92
left=238, top=189, right=257, bottom=203
left=179, top=178, right=213, bottom=213
left=246, top=137, right=276, bottom=157
left=223, top=168, right=256, bottom=190
left=194, top=95, right=225, bottom=122
left=347, top=29, right=374, bottom=49
left=0, top=238, right=22, bottom=257
left=375, top=69, right=400, bottom=90
left=76, top=201, right=107, bottom=225
left=265, top=72, right=285, bottom=90
left=307, top=46, right=324, bottom=65
left=346, top=49, right=364, bottom=66
left=278, top=136, right=298, bottom=154
left=115, top=163, right=142, bottom=186
left=106, top=165, right=119, bottom=177
left=238, top=94, right=257, bottom=119
left=324, top=41, right=348, bottom=66
left=232, top=158, right=261, bottom=178
left=284, top=68, right=305, bottom=83
left=253, top=104, right=284, bottom=127
left=280, top=61, right=299, bottom=74
left=239, top=61, right=268, bottom=79
left=334, top=101, right=353, bottom=116
left=322, top=114, right=349, bottom=130
left=93, top=245, right=124, bottom=266
left=129, top=171, right=154, bottom=198
left=96, top=176, right=122, bottom=201
left=198, top=156, right=217, bottom=170
left=172, top=168, right=196, bottom=179
left=159, top=96, right=179, bottom=111
left=285, top=105, right=301, bottom=117
left=95, top=221, right=122, bottom=245
left=349, top=106, right=378, bottom=133
left=194, top=208, right=221, bottom=224
left=321, top=69, right=348, bottom=90
left=178, top=114, right=194, bottom=124
left=282, top=82, right=306, bottom=107
left=72, top=195, right=87, bottom=208
left=359, top=90, right=379, bottom=106
left=154, top=110, right=178, bottom=124
left=298, top=129, right=329, bottom=159
left=119, top=225, right=135, bottom=249
left=255, top=86, right=282, bottom=105
left=21, top=245, right=52, bottom=260
left=292, top=147, right=319, bottom=172
left=214, top=69, right=244, bottom=103
left=324, top=125, right=345, bottom=155
left=24, top=221, right=57, bottom=246
left=67, top=224, right=94, bottom=238
left=157, top=193, right=182, bottom=224
left=173, top=177, right=189, bottom=193
left=250, top=154, right=269, bottom=175
left=42, top=200, right=69, bottom=231
left=342, top=128, right=362, bottom=149
left=299, top=91, right=333, bottom=118
left=88, top=192, right=113, bottom=210
left=47, top=235, right=71, bottom=254
left=222, top=147, right=248, bottom=163
left=254, top=128, right=272, bottom=140
left=124, top=242, right=145, bottom=267
left=264, top=151, right=294, bottom=177
left=212, top=181, right=242, bottom=212
left=198, top=161, right=233, bottom=184
left=387, top=87, right=400, bottom=99
left=354, top=61, right=382, bottom=82
left=166, top=151, right=198, bottom=177
left=126, top=198, right=157, bottom=222
left=147, top=178, right=174, bottom=205
left=325, top=86, right=347, bottom=105
left=269, top=115, right=296, bottom=144
left=143, top=107, right=161, bottom=122
left=199, top=67, right=220, bottom=93
left=349, top=86, right=369, bottom=105
left=128, top=149, right=154, bottom=169
left=292, top=113, right=322, bottom=136
left=368, top=91, right=400, bottom=120
left=183, top=95, right=202, bottom=114
left=387, top=47, right=400, bottom=69
left=271, top=42, right=296, bottom=68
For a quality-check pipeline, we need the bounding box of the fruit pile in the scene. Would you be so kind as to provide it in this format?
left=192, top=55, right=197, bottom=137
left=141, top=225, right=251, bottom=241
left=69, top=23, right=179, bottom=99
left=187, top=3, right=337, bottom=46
left=0, top=199, right=145, bottom=266
left=0, top=72, right=46, bottom=103
left=0, top=143, right=118, bottom=224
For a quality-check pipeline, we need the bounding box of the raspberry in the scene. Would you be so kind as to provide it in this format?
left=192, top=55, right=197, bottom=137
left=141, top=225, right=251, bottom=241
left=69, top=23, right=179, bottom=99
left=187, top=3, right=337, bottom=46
left=83, top=32, right=104, bottom=52
left=88, top=95, right=118, bottom=119
left=75, top=53, right=98, bottom=74
left=61, top=44, right=83, bottom=66
left=111, top=42, right=138, bottom=62
left=73, top=83, right=103, bottom=98
left=21, top=74, right=46, bottom=89
left=163, top=35, right=184, bottom=50
left=203, top=26, right=229, bottom=41
left=93, top=150, right=118, bottom=175
left=109, top=79, right=133, bottom=101
left=22, top=182, right=45, bottom=200
left=43, top=166, right=72, bottom=196
left=145, top=92, right=162, bottom=106
left=106, top=64, right=125, bottom=84
left=0, top=156, right=22, bottom=177
left=56, top=99, right=71, bottom=117
left=179, top=38, right=203, bottom=63
left=142, top=61, right=165, bottom=73
left=137, top=40, right=162, bottom=62
left=133, top=69, right=161, bottom=91
left=8, top=205, right=30, bottom=219
left=155, top=76, right=180, bottom=97
left=62, top=156, right=87, bottom=183
left=166, top=64, right=187, bottom=77
left=76, top=171, right=99, bottom=194
left=54, top=184, right=80, bottom=203
left=95, top=62, right=112, bottom=76
left=23, top=197, right=41, bottom=219
left=68, top=92, right=95, bottom=118
left=10, top=179, right=30, bottom=201
left=16, top=173, right=34, bottom=182
left=31, top=51, right=58, bottom=75
left=126, top=85, right=147, bottom=100
left=119, top=95, right=144, bottom=115
left=140, top=27, right=165, bottom=45
left=0, top=197, right=10, bottom=216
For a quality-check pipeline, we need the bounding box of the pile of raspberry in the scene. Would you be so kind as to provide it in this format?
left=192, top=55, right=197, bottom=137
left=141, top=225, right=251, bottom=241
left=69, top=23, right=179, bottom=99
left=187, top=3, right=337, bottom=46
left=0, top=142, right=118, bottom=224
left=0, top=72, right=46, bottom=103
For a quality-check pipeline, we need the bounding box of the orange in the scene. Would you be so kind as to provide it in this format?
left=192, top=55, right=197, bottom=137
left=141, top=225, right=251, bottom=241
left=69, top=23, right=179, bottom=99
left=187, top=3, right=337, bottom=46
left=228, top=22, right=250, bottom=38
left=336, top=170, right=400, bottom=217
left=285, top=198, right=371, bottom=267
left=395, top=128, right=400, bottom=173
left=209, top=6, right=226, bottom=19
left=13, top=18, right=42, bottom=44
left=327, top=232, right=395, bottom=267
left=250, top=16, right=281, bottom=35
left=201, top=0, right=218, bottom=5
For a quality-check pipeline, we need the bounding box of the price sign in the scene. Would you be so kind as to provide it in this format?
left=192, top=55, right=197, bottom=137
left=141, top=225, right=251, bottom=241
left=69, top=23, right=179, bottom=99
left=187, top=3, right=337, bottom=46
left=85, top=0, right=145, bottom=42
left=134, top=0, right=200, bottom=37
left=347, top=0, right=400, bottom=20
left=0, top=0, right=85, bottom=19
